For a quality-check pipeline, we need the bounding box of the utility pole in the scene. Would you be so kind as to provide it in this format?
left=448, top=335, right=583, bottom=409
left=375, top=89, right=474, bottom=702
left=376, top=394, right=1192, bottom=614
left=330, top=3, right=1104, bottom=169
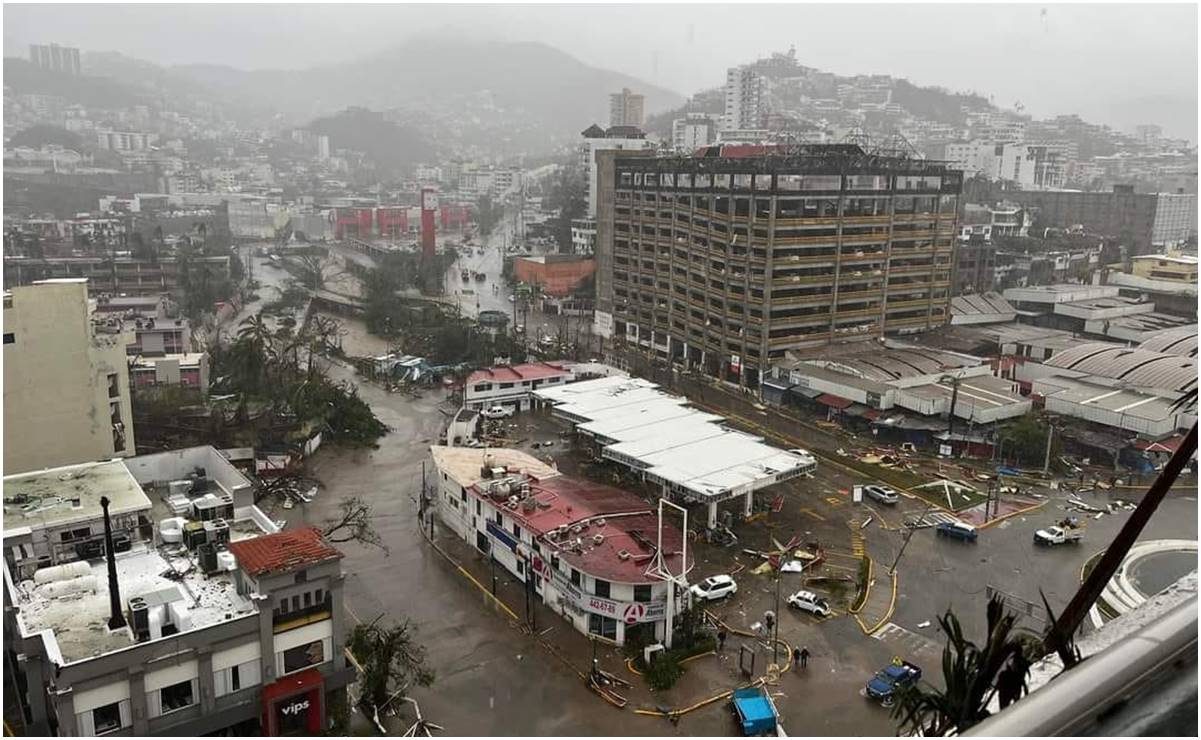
left=946, top=374, right=961, bottom=438
left=890, top=503, right=933, bottom=575
left=1043, top=422, right=1055, bottom=474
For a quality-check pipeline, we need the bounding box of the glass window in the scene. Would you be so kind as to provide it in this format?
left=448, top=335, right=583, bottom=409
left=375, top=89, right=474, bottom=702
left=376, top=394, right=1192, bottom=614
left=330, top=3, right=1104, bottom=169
left=733, top=174, right=753, bottom=190
left=594, top=579, right=611, bottom=598
left=570, top=568, right=581, bottom=586
left=714, top=173, right=731, bottom=189
left=754, top=174, right=773, bottom=190
left=159, top=680, right=195, bottom=714
left=633, top=584, right=653, bottom=602
left=894, top=196, right=916, bottom=215
left=588, top=613, right=618, bottom=640
left=282, top=640, right=326, bottom=674
left=801, top=175, right=842, bottom=191
left=644, top=173, right=657, bottom=187
left=695, top=173, right=712, bottom=188
left=939, top=195, right=958, bottom=213
left=92, top=702, right=123, bottom=735
left=678, top=173, right=692, bottom=188
left=661, top=172, right=675, bottom=187
left=846, top=175, right=888, bottom=190
left=778, top=174, right=802, bottom=191
left=633, top=173, right=643, bottom=186
left=619, top=172, right=633, bottom=187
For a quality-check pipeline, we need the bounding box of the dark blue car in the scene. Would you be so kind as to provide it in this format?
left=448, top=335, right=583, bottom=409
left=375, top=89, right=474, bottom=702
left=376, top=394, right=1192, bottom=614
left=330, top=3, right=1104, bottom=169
left=865, top=660, right=922, bottom=706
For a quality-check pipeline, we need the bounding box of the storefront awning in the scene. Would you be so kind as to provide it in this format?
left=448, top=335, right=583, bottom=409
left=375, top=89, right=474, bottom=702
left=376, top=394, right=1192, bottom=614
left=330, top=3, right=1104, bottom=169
left=816, top=393, right=853, bottom=410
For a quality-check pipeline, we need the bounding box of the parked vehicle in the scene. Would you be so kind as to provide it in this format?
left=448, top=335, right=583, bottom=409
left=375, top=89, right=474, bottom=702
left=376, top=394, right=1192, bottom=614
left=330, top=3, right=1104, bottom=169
left=731, top=686, right=779, bottom=736
left=786, top=590, right=831, bottom=617
left=936, top=520, right=978, bottom=542
left=788, top=448, right=818, bottom=471
left=1034, top=525, right=1083, bottom=546
left=864, top=660, right=922, bottom=706
left=480, top=405, right=514, bottom=419
left=863, top=484, right=899, bottom=505
left=690, top=574, right=738, bottom=601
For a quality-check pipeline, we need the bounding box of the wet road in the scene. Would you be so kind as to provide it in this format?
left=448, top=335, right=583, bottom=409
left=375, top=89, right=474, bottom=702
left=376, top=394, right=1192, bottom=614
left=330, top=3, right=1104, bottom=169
left=293, top=358, right=666, bottom=735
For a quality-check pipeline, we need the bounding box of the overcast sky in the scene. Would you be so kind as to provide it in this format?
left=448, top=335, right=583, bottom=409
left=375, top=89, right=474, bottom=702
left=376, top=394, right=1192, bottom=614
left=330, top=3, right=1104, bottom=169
left=5, top=3, right=1198, bottom=138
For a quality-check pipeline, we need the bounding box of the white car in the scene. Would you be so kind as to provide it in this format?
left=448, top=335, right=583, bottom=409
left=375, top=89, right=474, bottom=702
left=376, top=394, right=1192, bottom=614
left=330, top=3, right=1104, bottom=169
left=788, top=448, right=818, bottom=468
left=689, top=575, right=738, bottom=601
left=787, top=590, right=832, bottom=617
left=863, top=484, right=899, bottom=505
left=480, top=405, right=514, bottom=419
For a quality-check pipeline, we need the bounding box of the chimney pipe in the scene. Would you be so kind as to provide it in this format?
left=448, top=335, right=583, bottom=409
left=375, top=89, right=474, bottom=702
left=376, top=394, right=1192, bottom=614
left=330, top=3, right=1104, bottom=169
left=100, top=496, right=127, bottom=631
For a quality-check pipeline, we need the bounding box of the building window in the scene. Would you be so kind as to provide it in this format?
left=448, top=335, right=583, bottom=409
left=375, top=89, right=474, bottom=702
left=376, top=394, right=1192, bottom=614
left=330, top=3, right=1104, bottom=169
left=294, top=571, right=307, bottom=584
left=91, top=702, right=125, bottom=735
left=513, top=523, right=522, bottom=540
left=107, top=373, right=120, bottom=399
left=315, top=588, right=324, bottom=604
left=594, top=579, right=611, bottom=598
left=281, top=640, right=326, bottom=674
left=588, top=613, right=618, bottom=640
left=570, top=568, right=581, bottom=587
left=303, top=591, right=312, bottom=607
left=475, top=499, right=481, bottom=515
left=214, top=659, right=261, bottom=697
left=634, top=584, right=653, bottom=602
left=2, top=333, right=13, bottom=344
left=158, top=679, right=195, bottom=715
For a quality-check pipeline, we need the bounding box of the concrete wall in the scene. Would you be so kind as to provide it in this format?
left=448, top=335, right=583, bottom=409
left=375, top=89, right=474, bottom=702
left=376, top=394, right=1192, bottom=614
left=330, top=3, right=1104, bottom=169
left=3, top=281, right=135, bottom=474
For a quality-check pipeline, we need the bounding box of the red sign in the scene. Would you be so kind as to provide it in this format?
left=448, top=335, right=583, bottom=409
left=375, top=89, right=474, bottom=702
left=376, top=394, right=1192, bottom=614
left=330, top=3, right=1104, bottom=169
left=622, top=603, right=645, bottom=624
left=531, top=555, right=544, bottom=574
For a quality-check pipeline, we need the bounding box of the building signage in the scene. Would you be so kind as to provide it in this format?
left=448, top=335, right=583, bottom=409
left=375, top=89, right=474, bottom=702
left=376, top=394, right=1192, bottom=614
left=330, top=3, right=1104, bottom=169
left=281, top=699, right=310, bottom=717
left=540, top=558, right=665, bottom=623
left=486, top=521, right=518, bottom=551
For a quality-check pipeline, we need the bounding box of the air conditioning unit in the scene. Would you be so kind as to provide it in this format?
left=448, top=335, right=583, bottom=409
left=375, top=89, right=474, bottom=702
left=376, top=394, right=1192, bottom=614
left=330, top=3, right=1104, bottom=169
left=592, top=534, right=604, bottom=546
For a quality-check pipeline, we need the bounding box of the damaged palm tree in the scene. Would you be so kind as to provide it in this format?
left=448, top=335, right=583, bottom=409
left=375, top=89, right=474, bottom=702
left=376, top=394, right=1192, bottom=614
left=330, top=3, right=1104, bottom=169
left=890, top=596, right=1032, bottom=737
left=348, top=616, right=435, bottom=730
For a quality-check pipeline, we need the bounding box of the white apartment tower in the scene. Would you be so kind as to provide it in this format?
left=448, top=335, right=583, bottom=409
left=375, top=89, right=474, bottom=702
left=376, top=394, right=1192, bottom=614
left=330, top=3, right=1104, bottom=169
left=724, top=66, right=765, bottom=131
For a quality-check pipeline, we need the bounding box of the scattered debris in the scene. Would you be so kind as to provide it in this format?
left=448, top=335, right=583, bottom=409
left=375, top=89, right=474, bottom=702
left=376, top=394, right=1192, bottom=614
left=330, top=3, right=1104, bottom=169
left=917, top=621, right=931, bottom=629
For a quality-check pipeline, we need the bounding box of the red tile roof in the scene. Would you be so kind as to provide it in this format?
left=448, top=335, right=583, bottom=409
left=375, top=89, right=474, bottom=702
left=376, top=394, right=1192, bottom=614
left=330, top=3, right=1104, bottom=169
left=816, top=393, right=854, bottom=410
left=228, top=527, right=342, bottom=577
left=465, top=362, right=571, bottom=386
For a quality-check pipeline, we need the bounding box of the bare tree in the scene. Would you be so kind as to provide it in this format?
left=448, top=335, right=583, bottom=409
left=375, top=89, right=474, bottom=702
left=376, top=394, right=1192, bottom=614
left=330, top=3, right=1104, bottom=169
left=322, top=496, right=388, bottom=553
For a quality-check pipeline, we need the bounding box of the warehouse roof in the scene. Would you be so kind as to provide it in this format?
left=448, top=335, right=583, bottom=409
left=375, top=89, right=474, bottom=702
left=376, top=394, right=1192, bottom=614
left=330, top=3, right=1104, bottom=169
left=1138, top=326, right=1199, bottom=357
left=1045, top=343, right=1197, bottom=393
left=783, top=345, right=978, bottom=382
left=950, top=292, right=1017, bottom=325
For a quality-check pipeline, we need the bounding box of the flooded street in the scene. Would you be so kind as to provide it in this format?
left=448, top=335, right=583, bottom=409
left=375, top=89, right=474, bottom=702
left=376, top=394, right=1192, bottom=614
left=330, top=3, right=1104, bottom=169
left=287, top=345, right=663, bottom=735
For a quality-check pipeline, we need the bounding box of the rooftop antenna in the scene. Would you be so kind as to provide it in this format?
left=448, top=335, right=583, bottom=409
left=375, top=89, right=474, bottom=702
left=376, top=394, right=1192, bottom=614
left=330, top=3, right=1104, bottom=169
left=100, top=496, right=127, bottom=631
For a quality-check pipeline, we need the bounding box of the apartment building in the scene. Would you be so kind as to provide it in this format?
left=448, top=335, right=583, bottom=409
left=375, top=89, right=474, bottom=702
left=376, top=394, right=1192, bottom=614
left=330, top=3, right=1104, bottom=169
left=3, top=280, right=135, bottom=475
left=594, top=144, right=962, bottom=386
left=724, top=66, right=765, bottom=132
left=29, top=43, right=81, bottom=75
left=2, top=447, right=351, bottom=736
left=672, top=113, right=716, bottom=152
left=579, top=125, right=656, bottom=219
left=609, top=88, right=645, bottom=128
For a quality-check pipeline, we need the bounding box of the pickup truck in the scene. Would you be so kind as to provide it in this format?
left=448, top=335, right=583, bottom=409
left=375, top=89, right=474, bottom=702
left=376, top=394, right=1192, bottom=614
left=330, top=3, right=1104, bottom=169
left=864, top=660, right=922, bottom=706
left=1034, top=525, right=1083, bottom=546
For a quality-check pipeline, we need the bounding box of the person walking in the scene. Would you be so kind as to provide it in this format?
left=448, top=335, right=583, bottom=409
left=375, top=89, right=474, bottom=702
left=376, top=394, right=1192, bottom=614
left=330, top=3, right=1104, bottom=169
left=717, top=629, right=727, bottom=652
left=800, top=647, right=810, bottom=668
left=792, top=647, right=802, bottom=670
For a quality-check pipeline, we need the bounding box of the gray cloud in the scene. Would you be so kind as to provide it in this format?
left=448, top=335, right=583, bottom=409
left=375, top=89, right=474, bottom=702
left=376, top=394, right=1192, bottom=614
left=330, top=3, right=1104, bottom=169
left=4, top=3, right=1196, bottom=138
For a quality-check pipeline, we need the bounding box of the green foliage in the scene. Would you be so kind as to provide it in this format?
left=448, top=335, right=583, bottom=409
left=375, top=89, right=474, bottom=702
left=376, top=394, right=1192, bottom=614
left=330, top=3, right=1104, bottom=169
left=851, top=557, right=871, bottom=612
left=891, top=596, right=1032, bottom=737
left=308, top=107, right=434, bottom=178
left=1000, top=413, right=1053, bottom=467
left=475, top=195, right=503, bottom=237
left=7, top=124, right=84, bottom=151
left=348, top=618, right=435, bottom=713
left=644, top=652, right=683, bottom=691
left=543, top=169, right=587, bottom=253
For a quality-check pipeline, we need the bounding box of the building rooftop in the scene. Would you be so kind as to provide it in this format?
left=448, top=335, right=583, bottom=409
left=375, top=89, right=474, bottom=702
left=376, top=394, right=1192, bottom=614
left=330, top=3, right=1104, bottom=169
left=1131, top=254, right=1198, bottom=265
left=781, top=344, right=980, bottom=383
left=131, top=352, right=207, bottom=367
left=465, top=361, right=572, bottom=387
left=9, top=542, right=255, bottom=664
left=1037, top=377, right=1188, bottom=424
left=1003, top=284, right=1120, bottom=304
left=3, top=460, right=150, bottom=537
left=1139, top=326, right=1198, bottom=357
left=227, top=527, right=342, bottom=577
left=468, top=466, right=688, bottom=584
left=1045, top=343, right=1197, bottom=394
left=535, top=378, right=811, bottom=504
left=898, top=375, right=1031, bottom=412
left=429, top=446, right=559, bottom=490
left=950, top=293, right=1017, bottom=325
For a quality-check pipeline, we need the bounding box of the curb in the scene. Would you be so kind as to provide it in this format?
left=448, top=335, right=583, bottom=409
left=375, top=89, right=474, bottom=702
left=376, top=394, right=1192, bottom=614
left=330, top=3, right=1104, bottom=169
left=978, top=499, right=1047, bottom=530
left=849, top=556, right=873, bottom=615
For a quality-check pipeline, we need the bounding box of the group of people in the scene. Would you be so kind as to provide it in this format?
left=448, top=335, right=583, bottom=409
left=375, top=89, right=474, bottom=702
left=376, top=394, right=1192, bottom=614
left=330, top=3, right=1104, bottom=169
left=716, top=629, right=810, bottom=671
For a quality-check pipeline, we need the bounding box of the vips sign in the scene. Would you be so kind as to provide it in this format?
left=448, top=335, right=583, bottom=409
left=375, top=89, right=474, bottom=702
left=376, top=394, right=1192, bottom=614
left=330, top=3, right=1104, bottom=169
left=533, top=557, right=665, bottom=622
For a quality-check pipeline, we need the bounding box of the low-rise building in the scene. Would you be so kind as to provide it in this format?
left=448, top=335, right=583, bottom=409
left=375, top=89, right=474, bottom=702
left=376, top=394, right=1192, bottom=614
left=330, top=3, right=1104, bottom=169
left=431, top=446, right=689, bottom=646
left=3, top=448, right=351, bottom=736
left=464, top=362, right=575, bottom=412
left=130, top=353, right=210, bottom=394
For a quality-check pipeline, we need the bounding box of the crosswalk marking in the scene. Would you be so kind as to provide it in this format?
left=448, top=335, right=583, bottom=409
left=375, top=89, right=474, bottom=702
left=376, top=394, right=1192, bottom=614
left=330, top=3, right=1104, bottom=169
left=849, top=520, right=866, bottom=557
left=905, top=511, right=958, bottom=528
left=872, top=622, right=941, bottom=660
left=825, top=496, right=845, bottom=507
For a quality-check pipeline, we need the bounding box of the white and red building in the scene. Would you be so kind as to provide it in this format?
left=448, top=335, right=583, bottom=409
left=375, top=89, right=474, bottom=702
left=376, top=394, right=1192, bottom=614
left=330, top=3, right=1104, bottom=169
left=430, top=447, right=690, bottom=646
left=463, top=362, right=575, bottom=412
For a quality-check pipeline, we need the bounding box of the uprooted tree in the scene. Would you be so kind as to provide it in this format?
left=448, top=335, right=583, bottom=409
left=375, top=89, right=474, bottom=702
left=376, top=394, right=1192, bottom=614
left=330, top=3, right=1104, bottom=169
left=348, top=617, right=435, bottom=718
left=321, top=496, right=387, bottom=553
